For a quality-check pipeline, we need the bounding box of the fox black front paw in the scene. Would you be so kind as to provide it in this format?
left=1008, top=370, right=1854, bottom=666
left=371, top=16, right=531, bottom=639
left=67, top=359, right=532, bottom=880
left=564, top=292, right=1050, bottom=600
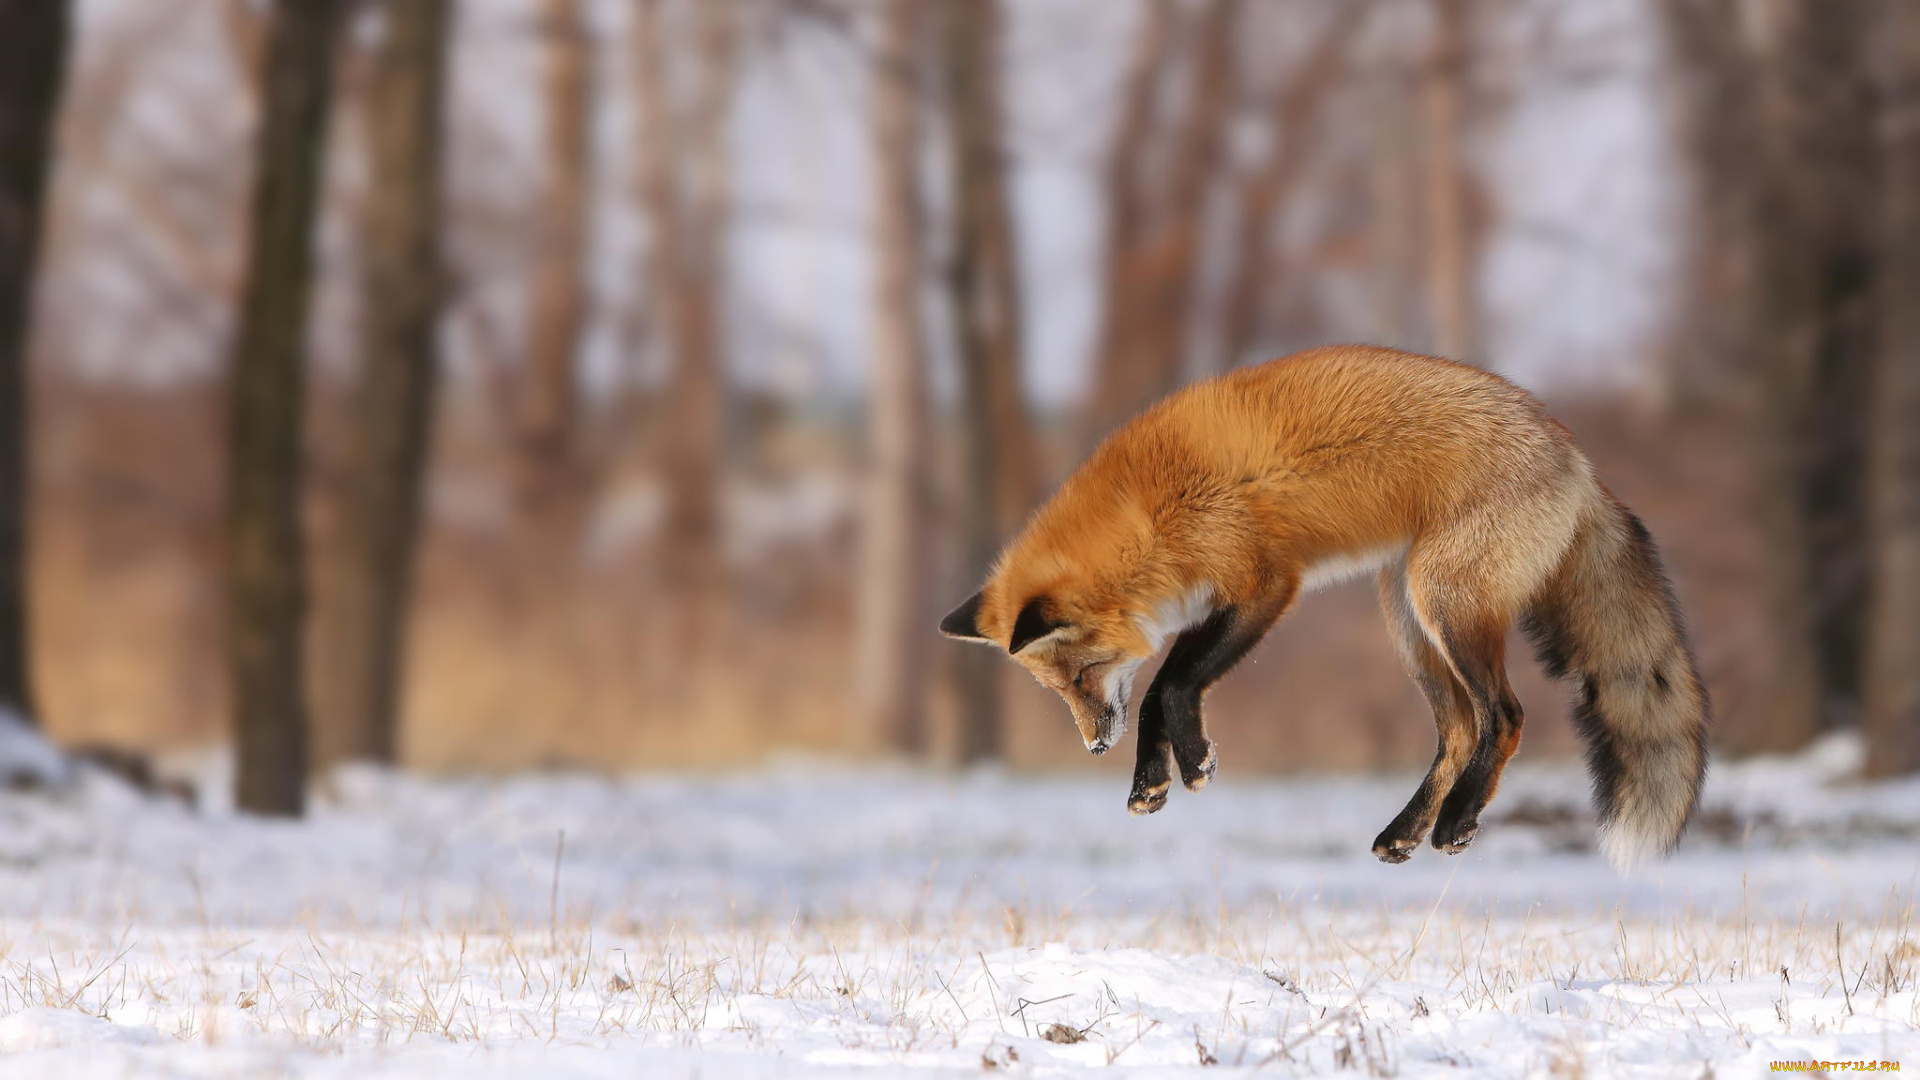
left=1127, top=775, right=1169, bottom=815
left=1128, top=738, right=1174, bottom=815
left=1175, top=740, right=1217, bottom=792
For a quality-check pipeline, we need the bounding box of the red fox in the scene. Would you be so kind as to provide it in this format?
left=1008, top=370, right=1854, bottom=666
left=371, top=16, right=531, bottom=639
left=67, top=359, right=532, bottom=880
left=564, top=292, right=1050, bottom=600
left=940, top=346, right=1708, bottom=870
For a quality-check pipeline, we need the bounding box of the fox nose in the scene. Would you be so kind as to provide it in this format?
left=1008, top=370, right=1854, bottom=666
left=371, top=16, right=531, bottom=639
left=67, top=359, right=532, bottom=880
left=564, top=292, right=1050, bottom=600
left=1087, top=737, right=1110, bottom=755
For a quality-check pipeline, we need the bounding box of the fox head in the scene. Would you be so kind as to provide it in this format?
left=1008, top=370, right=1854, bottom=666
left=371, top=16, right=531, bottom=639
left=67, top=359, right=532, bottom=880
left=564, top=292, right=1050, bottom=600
left=938, top=587, right=1158, bottom=755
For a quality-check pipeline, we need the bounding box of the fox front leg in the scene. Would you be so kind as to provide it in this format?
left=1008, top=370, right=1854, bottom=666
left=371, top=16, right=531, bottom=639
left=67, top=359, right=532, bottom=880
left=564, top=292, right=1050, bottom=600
left=1147, top=677, right=1219, bottom=791
left=1144, top=585, right=1296, bottom=797
left=1127, top=696, right=1175, bottom=814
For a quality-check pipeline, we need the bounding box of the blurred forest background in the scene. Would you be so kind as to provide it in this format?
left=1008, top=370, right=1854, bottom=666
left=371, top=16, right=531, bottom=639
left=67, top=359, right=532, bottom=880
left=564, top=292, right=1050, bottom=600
left=1, top=0, right=1918, bottom=815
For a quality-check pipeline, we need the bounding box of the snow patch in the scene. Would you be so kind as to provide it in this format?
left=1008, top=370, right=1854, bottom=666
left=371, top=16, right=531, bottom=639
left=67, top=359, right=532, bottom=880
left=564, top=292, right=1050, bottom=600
left=0, top=1009, right=163, bottom=1051
left=0, top=710, right=70, bottom=790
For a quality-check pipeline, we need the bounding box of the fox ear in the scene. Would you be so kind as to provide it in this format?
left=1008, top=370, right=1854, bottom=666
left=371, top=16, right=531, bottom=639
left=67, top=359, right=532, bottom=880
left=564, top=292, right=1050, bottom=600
left=939, top=592, right=992, bottom=642
left=1008, top=596, right=1069, bottom=654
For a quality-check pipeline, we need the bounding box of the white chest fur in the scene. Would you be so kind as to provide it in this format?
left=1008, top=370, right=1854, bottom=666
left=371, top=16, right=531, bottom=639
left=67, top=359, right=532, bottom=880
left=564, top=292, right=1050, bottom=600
left=1134, top=585, right=1217, bottom=652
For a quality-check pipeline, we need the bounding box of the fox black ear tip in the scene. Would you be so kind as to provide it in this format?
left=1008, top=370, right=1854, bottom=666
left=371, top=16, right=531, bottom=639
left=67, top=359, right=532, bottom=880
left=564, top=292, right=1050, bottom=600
left=939, top=591, right=988, bottom=641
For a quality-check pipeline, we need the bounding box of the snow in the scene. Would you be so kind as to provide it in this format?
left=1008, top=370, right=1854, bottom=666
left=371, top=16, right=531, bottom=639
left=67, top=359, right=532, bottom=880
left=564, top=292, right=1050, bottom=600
left=0, top=711, right=72, bottom=790
left=0, top=736, right=1915, bottom=1077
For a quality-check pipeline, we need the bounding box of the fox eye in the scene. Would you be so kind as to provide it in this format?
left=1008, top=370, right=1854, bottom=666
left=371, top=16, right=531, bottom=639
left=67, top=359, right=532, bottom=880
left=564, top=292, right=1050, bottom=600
left=1072, top=666, right=1094, bottom=691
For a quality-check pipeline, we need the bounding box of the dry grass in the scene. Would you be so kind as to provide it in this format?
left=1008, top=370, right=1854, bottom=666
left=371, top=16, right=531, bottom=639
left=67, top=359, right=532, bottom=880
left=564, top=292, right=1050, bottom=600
left=1, top=894, right=1914, bottom=1070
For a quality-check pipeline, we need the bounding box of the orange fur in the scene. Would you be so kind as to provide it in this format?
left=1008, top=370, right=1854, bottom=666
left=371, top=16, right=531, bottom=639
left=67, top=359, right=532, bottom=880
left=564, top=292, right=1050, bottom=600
left=977, top=345, right=1585, bottom=647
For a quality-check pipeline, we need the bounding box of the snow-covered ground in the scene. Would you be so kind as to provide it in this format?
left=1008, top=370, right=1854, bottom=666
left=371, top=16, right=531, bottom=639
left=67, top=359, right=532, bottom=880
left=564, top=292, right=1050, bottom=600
left=0, top=734, right=1915, bottom=1077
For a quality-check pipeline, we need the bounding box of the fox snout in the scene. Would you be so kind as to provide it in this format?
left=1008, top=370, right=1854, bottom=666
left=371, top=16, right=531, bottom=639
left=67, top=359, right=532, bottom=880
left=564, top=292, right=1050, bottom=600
left=1073, top=679, right=1133, bottom=755
left=1083, top=705, right=1122, bottom=754
left=1078, top=705, right=1124, bottom=755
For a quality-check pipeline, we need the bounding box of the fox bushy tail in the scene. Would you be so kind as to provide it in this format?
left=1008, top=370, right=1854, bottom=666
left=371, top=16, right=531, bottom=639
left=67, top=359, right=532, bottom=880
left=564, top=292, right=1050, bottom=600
left=1522, top=490, right=1709, bottom=871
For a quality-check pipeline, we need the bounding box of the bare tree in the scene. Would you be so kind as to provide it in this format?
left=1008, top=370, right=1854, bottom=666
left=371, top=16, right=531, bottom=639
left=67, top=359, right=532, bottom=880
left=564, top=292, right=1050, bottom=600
left=1085, top=0, right=1240, bottom=445
left=940, top=0, right=1036, bottom=763
left=315, top=0, right=452, bottom=768
left=1663, top=0, right=1893, bottom=756
left=0, top=0, right=70, bottom=730
left=1866, top=0, right=1920, bottom=777
left=220, top=0, right=267, bottom=84
left=632, top=0, right=674, bottom=387
left=520, top=0, right=593, bottom=511
left=1089, top=0, right=1173, bottom=397
left=1216, top=4, right=1371, bottom=369
left=853, top=0, right=932, bottom=755
left=1736, top=0, right=1880, bottom=755
left=1658, top=0, right=1766, bottom=408
left=227, top=0, right=342, bottom=816
left=1368, top=59, right=1419, bottom=348
left=649, top=0, right=740, bottom=643
left=1657, top=0, right=1874, bottom=754
left=1422, top=0, right=1475, bottom=360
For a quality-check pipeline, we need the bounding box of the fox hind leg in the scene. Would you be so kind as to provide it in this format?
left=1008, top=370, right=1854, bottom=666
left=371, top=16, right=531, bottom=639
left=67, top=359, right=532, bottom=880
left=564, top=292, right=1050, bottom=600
left=1427, top=636, right=1524, bottom=853
left=1401, top=482, right=1577, bottom=855
left=1407, top=586, right=1526, bottom=855
left=1371, top=563, right=1478, bottom=864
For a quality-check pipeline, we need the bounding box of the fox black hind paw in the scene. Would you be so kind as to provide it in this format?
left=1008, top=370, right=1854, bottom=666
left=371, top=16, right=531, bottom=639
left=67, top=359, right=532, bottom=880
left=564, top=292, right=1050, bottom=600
left=1175, top=740, right=1217, bottom=792
left=1431, top=816, right=1479, bottom=854
left=1370, top=829, right=1419, bottom=864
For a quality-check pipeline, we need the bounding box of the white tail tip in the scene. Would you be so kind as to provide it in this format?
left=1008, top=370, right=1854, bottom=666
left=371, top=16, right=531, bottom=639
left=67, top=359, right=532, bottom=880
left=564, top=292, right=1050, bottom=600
left=1597, top=817, right=1671, bottom=874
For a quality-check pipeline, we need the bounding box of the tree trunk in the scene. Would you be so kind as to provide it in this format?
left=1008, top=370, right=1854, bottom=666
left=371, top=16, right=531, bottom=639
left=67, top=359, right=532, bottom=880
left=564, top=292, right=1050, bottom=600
left=1092, top=0, right=1175, bottom=352
left=942, top=0, right=1035, bottom=533
left=1368, top=63, right=1418, bottom=348
left=315, top=0, right=451, bottom=768
left=632, top=0, right=674, bottom=383
left=0, top=0, right=69, bottom=729
left=1080, top=0, right=1172, bottom=446
left=658, top=0, right=738, bottom=645
left=941, top=0, right=1035, bottom=764
left=853, top=0, right=932, bottom=756
left=1735, top=0, right=1879, bottom=755
left=1657, top=0, right=1766, bottom=409
left=1657, top=0, right=1878, bottom=754
left=227, top=0, right=341, bottom=816
left=1422, top=0, right=1474, bottom=360
left=1216, top=4, right=1369, bottom=370
left=629, top=0, right=680, bottom=576
left=1865, top=0, right=1920, bottom=777
left=520, top=0, right=592, bottom=513
left=1085, top=0, right=1239, bottom=446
